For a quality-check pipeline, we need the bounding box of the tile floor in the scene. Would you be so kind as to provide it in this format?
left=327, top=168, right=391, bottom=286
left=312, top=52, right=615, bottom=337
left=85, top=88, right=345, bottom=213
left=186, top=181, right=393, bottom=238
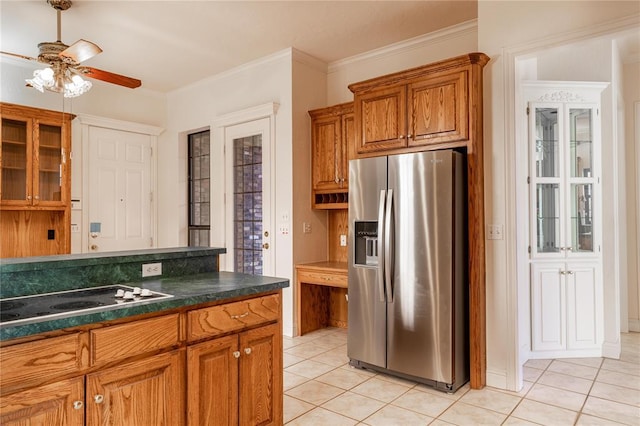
left=283, top=328, right=640, bottom=425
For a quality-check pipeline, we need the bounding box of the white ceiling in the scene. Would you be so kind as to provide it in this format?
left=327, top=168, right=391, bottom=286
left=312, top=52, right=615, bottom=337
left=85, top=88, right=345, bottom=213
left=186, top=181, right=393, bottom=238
left=0, top=0, right=477, bottom=93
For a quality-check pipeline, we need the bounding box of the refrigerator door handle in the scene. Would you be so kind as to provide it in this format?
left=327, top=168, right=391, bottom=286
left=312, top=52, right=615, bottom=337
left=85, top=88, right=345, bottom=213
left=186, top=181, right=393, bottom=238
left=384, top=189, right=394, bottom=303
left=377, top=189, right=386, bottom=302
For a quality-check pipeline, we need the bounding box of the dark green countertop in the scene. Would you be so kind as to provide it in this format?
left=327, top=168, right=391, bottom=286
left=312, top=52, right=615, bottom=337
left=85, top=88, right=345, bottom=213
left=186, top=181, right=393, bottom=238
left=0, top=271, right=289, bottom=342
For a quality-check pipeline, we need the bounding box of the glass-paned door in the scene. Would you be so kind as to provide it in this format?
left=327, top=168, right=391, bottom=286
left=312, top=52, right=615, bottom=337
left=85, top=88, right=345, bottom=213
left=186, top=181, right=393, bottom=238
left=1, top=117, right=30, bottom=203
left=223, top=117, right=273, bottom=276
left=37, top=123, right=63, bottom=202
left=233, top=135, right=263, bottom=275
left=529, top=102, right=599, bottom=259
left=188, top=130, right=210, bottom=247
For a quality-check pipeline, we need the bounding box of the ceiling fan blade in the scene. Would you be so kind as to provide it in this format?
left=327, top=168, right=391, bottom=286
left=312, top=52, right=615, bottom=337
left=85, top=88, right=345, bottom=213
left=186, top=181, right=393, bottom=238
left=80, top=66, right=142, bottom=89
left=59, top=39, right=102, bottom=63
left=0, top=51, right=39, bottom=63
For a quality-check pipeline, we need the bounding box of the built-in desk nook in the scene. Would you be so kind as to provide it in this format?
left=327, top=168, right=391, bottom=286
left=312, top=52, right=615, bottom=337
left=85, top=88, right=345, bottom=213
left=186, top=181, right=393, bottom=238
left=295, top=261, right=348, bottom=335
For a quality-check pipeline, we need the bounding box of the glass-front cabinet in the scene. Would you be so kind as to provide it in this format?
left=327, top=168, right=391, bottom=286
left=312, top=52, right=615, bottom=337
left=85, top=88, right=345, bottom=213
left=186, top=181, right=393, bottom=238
left=525, top=81, right=607, bottom=358
left=0, top=106, right=70, bottom=207
left=531, top=104, right=597, bottom=257
left=0, top=102, right=74, bottom=258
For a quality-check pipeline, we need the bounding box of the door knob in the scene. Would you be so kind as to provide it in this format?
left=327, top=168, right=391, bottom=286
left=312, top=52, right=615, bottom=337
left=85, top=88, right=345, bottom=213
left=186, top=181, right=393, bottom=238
left=262, top=243, right=269, bottom=249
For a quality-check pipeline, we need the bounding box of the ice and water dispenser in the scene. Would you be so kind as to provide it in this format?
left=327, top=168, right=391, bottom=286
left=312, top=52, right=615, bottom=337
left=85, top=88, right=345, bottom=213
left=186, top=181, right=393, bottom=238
left=354, top=221, right=378, bottom=266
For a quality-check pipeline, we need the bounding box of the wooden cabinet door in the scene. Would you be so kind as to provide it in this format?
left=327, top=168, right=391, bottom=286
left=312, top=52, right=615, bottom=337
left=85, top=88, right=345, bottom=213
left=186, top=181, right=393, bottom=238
left=0, top=113, right=32, bottom=207
left=340, top=112, right=354, bottom=184
left=0, top=377, right=84, bottom=426
left=86, top=350, right=185, bottom=426
left=239, top=323, right=282, bottom=426
left=407, top=71, right=468, bottom=147
left=311, top=114, right=341, bottom=191
left=33, top=118, right=70, bottom=208
left=187, top=335, right=239, bottom=426
left=354, top=85, right=407, bottom=154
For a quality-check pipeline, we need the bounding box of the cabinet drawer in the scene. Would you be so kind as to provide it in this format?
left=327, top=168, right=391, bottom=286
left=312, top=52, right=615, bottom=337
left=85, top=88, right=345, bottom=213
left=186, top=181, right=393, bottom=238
left=0, top=333, right=86, bottom=395
left=297, top=270, right=348, bottom=288
left=91, top=314, right=179, bottom=365
left=188, top=294, right=280, bottom=342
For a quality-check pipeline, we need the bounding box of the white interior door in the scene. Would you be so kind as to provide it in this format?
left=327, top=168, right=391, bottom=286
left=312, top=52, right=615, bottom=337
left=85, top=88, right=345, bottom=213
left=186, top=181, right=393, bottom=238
left=88, top=127, right=152, bottom=252
left=223, top=118, right=273, bottom=276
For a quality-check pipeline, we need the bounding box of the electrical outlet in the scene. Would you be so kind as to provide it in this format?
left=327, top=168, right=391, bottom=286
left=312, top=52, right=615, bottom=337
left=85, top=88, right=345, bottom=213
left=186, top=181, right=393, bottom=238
left=279, top=223, right=289, bottom=235
left=303, top=222, right=312, bottom=234
left=486, top=224, right=504, bottom=240
left=340, top=234, right=347, bottom=246
left=142, top=262, right=162, bottom=277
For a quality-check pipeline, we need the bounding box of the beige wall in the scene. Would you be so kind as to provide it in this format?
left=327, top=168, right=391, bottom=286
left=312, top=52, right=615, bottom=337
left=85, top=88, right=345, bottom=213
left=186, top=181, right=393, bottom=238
left=624, top=61, right=640, bottom=331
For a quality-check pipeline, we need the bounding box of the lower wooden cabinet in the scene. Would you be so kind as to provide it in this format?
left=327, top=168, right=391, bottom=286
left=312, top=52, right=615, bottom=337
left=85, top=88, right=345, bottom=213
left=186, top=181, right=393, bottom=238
left=87, top=350, right=185, bottom=426
left=0, top=377, right=84, bottom=426
left=188, top=322, right=282, bottom=426
left=0, top=291, right=283, bottom=426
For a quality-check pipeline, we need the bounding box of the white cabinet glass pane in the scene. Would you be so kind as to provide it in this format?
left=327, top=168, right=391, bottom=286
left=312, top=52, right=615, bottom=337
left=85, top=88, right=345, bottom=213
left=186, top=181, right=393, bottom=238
left=535, top=107, right=559, bottom=178
left=569, top=109, right=592, bottom=178
left=570, top=183, right=593, bottom=253
left=536, top=183, right=561, bottom=253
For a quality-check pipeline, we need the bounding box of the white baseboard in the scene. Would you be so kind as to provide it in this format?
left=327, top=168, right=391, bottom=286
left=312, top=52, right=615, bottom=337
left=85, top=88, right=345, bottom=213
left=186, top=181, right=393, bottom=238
left=486, top=368, right=508, bottom=390
left=602, top=341, right=621, bottom=359
left=629, top=318, right=640, bottom=332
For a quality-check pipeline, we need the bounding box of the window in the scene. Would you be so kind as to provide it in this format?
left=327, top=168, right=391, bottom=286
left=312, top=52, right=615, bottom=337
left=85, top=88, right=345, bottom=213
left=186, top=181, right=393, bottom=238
left=188, top=130, right=210, bottom=246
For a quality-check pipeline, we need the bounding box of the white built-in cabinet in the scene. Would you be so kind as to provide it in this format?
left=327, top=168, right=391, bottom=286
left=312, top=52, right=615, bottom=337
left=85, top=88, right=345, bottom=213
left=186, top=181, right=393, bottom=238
left=525, top=81, right=608, bottom=358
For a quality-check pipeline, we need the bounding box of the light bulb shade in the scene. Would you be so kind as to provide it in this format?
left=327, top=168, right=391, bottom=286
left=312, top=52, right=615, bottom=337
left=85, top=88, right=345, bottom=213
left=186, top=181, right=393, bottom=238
left=25, top=66, right=92, bottom=98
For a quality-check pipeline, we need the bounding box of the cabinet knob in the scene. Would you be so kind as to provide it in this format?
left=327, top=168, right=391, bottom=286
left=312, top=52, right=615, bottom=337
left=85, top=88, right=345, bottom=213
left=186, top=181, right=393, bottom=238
left=27, top=195, right=32, bottom=200
left=73, top=401, right=83, bottom=410
left=244, top=347, right=252, bottom=355
left=34, top=195, right=39, bottom=200
left=233, top=351, right=241, bottom=358
left=91, top=244, right=98, bottom=250
left=94, top=394, right=104, bottom=404
left=262, top=243, right=269, bottom=250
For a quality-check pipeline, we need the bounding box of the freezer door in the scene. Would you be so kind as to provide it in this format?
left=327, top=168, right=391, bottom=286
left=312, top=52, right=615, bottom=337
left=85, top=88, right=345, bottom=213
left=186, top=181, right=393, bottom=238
left=348, top=156, right=388, bottom=368
left=386, top=150, right=463, bottom=383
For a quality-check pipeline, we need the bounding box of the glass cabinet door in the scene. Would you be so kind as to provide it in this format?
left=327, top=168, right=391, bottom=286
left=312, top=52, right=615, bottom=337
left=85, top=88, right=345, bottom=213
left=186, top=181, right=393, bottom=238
left=529, top=101, right=598, bottom=258
left=534, top=107, right=560, bottom=178
left=36, top=123, right=63, bottom=203
left=1, top=117, right=31, bottom=203
left=567, top=107, right=595, bottom=254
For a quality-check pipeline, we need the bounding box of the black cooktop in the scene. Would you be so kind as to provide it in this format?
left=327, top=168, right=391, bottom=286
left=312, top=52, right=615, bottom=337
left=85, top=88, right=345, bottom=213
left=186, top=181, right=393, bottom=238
left=0, top=285, right=172, bottom=325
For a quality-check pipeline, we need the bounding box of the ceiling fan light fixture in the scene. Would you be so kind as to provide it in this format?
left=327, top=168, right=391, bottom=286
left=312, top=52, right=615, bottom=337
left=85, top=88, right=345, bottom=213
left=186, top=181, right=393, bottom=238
left=26, top=65, right=92, bottom=98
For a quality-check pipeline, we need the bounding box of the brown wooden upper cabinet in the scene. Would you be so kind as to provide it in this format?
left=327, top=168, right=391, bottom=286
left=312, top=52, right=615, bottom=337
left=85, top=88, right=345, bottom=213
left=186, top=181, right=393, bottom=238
left=309, top=102, right=353, bottom=209
left=0, top=102, right=73, bottom=208
left=349, top=53, right=488, bottom=158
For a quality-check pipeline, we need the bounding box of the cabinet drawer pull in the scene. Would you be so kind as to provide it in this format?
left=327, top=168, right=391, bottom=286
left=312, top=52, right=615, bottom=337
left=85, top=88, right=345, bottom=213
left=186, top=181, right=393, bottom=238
left=73, top=401, right=83, bottom=410
left=244, top=347, right=252, bottom=355
left=233, top=351, right=241, bottom=358
left=94, top=394, right=104, bottom=404
left=231, top=312, right=249, bottom=319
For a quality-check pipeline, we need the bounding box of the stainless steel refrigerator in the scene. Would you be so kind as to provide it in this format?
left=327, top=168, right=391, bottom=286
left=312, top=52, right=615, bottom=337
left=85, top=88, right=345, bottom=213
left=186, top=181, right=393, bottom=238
left=347, top=149, right=468, bottom=392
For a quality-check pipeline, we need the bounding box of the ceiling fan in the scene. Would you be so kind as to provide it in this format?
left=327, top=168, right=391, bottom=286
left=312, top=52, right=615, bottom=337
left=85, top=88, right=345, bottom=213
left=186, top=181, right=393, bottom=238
left=1, top=0, right=141, bottom=97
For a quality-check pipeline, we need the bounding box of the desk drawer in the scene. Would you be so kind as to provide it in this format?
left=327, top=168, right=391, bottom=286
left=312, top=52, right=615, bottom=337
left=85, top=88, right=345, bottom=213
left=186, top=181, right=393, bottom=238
left=297, top=270, right=347, bottom=288
left=91, top=314, right=179, bottom=365
left=188, top=294, right=280, bottom=342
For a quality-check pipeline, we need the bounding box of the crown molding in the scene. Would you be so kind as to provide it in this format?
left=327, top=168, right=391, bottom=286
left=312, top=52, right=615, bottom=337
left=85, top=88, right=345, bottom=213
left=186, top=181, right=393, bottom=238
left=291, top=48, right=328, bottom=73
left=328, top=19, right=478, bottom=73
